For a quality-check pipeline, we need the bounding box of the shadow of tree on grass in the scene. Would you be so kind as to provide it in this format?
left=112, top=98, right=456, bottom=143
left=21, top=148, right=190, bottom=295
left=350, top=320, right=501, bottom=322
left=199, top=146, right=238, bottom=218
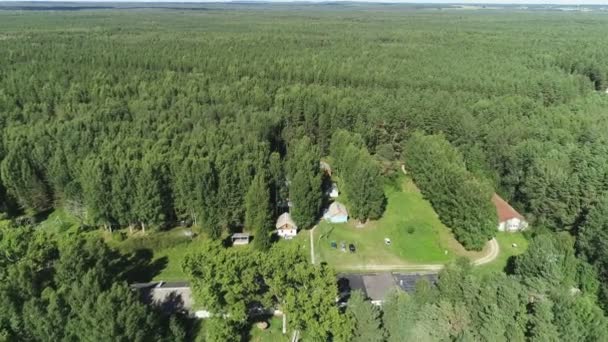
left=120, top=248, right=169, bottom=283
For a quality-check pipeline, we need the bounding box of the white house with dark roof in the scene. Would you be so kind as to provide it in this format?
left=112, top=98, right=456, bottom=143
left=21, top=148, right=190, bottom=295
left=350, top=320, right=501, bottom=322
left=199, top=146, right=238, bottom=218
left=276, top=212, right=298, bottom=239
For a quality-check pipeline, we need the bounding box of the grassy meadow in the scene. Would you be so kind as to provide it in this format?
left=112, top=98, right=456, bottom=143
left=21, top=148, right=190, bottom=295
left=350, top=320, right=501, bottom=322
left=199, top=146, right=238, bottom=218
left=475, top=232, right=529, bottom=275
left=314, top=175, right=487, bottom=270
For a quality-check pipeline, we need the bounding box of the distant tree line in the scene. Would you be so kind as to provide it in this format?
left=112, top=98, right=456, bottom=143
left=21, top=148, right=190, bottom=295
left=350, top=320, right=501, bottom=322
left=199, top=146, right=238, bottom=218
left=2, top=10, right=608, bottom=241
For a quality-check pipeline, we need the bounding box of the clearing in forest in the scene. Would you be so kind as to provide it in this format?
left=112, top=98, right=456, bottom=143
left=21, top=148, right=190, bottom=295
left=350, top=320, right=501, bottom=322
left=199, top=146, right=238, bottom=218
left=34, top=175, right=523, bottom=280
left=313, top=175, right=488, bottom=271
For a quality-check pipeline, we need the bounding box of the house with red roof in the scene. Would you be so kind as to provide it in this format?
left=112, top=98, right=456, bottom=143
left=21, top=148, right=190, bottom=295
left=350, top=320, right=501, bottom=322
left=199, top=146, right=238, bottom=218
left=492, top=194, right=528, bottom=232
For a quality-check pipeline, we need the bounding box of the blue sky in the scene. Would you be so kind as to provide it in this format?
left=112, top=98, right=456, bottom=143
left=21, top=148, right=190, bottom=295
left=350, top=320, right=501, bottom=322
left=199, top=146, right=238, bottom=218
left=7, top=0, right=607, bottom=5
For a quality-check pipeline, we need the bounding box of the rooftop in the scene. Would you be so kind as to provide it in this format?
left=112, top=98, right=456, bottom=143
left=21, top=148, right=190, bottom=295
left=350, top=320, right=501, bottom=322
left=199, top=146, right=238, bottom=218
left=326, top=201, right=348, bottom=217
left=337, top=272, right=438, bottom=302
left=492, top=193, right=525, bottom=223
left=276, top=212, right=297, bottom=229
left=232, top=233, right=250, bottom=239
left=131, top=281, right=193, bottom=313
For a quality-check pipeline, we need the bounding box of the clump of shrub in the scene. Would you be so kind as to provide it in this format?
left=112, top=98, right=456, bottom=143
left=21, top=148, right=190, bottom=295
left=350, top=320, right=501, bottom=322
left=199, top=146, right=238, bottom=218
left=113, top=231, right=127, bottom=242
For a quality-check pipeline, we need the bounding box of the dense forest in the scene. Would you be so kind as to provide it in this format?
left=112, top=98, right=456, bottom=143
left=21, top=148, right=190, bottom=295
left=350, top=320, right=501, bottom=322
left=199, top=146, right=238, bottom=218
left=2, top=6, right=608, bottom=341
left=0, top=220, right=191, bottom=341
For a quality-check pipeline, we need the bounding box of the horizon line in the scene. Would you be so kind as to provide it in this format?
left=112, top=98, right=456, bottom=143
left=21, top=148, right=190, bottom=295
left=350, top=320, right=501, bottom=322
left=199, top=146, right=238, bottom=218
left=0, top=0, right=605, bottom=4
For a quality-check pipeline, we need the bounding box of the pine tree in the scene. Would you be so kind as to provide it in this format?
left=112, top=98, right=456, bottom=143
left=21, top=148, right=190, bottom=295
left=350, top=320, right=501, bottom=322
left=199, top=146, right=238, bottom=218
left=288, top=138, right=322, bottom=229
left=527, top=300, right=560, bottom=342
left=290, top=169, right=322, bottom=229
left=0, top=143, right=51, bottom=214
left=383, top=290, right=417, bottom=342
left=197, top=158, right=221, bottom=239
left=245, top=171, right=272, bottom=250
left=80, top=158, right=114, bottom=230
left=347, top=157, right=386, bottom=222
left=134, top=160, right=166, bottom=233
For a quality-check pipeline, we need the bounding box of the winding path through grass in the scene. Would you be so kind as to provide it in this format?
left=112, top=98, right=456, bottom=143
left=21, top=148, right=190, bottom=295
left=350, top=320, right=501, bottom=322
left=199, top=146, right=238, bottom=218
left=473, top=238, right=499, bottom=266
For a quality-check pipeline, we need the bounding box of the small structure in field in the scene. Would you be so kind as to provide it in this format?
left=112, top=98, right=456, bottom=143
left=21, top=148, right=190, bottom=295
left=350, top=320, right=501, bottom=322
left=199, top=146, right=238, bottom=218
left=492, top=194, right=528, bottom=232
left=256, top=321, right=269, bottom=330
left=327, top=182, right=339, bottom=198
left=324, top=202, right=348, bottom=223
left=276, top=212, right=298, bottom=239
left=231, top=233, right=250, bottom=246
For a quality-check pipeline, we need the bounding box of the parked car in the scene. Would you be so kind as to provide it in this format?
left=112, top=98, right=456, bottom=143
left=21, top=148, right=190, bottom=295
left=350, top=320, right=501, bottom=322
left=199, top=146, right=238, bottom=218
left=349, top=243, right=356, bottom=253
left=384, top=238, right=391, bottom=246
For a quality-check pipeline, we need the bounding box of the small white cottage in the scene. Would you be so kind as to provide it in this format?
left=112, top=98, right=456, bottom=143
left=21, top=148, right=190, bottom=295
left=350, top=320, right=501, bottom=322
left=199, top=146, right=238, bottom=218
left=231, top=233, right=250, bottom=246
left=276, top=212, right=298, bottom=239
left=328, top=182, right=339, bottom=198
left=492, top=194, right=528, bottom=232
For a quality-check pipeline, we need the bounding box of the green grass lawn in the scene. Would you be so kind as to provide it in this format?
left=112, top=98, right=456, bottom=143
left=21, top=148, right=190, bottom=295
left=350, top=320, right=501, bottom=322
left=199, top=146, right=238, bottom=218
left=105, top=227, right=217, bottom=282
left=148, top=239, right=202, bottom=281
left=249, top=317, right=289, bottom=342
left=36, top=208, right=81, bottom=235
left=33, top=209, right=195, bottom=281
left=112, top=226, right=311, bottom=282
left=315, top=175, right=485, bottom=270
left=475, top=232, right=529, bottom=275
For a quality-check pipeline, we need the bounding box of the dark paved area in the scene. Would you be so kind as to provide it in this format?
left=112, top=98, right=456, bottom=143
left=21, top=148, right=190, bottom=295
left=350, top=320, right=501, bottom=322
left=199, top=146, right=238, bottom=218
left=337, top=272, right=438, bottom=302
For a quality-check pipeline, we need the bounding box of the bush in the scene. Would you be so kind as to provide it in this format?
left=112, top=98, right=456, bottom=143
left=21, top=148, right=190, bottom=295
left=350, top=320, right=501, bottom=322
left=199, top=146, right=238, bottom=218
left=113, top=231, right=127, bottom=242
left=375, top=143, right=396, bottom=161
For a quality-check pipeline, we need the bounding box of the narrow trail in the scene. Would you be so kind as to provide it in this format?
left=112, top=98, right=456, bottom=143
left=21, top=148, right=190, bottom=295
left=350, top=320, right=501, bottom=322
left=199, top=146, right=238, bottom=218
left=310, top=226, right=316, bottom=265
left=342, top=264, right=444, bottom=272
left=473, top=238, right=500, bottom=266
